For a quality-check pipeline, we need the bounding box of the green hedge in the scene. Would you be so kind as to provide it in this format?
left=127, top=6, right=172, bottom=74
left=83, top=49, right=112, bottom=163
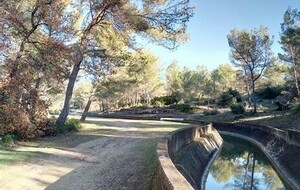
left=230, top=104, right=245, bottom=114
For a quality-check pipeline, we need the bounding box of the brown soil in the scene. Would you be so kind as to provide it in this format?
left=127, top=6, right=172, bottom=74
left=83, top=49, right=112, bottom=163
left=0, top=118, right=189, bottom=190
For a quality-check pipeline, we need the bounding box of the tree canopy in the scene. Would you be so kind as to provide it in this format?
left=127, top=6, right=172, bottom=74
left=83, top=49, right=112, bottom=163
left=227, top=26, right=274, bottom=113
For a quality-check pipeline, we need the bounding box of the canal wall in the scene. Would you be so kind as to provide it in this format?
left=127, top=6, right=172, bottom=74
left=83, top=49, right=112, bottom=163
left=155, top=120, right=300, bottom=190
left=155, top=124, right=223, bottom=190
left=212, top=122, right=300, bottom=190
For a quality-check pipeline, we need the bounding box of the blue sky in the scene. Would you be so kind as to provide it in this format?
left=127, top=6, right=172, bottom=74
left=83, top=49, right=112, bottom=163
left=143, top=0, right=300, bottom=71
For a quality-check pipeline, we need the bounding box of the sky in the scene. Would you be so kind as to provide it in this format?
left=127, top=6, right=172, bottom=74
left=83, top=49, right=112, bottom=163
left=142, top=0, right=300, bottom=71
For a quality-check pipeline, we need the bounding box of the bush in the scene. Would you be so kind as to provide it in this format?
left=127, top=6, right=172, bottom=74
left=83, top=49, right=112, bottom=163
left=36, top=118, right=56, bottom=137
left=1, top=134, right=16, bottom=145
left=151, top=93, right=181, bottom=106
left=55, top=118, right=81, bottom=133
left=0, top=104, right=37, bottom=140
left=169, top=104, right=193, bottom=113
left=218, top=88, right=242, bottom=107
left=230, top=104, right=245, bottom=114
left=292, top=104, right=300, bottom=113
left=257, top=86, right=283, bottom=99
left=275, top=91, right=293, bottom=111
left=291, top=98, right=300, bottom=113
left=203, top=109, right=219, bottom=115
left=152, top=100, right=163, bottom=107
left=228, top=88, right=242, bottom=102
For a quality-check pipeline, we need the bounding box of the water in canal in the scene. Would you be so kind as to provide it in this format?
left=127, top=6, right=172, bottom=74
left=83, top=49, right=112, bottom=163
left=205, top=136, right=286, bottom=190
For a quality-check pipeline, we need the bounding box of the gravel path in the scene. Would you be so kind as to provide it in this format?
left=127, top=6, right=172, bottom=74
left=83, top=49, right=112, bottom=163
left=0, top=118, right=188, bottom=190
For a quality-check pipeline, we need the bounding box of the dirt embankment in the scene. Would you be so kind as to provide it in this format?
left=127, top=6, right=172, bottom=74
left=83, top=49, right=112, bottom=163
left=0, top=118, right=189, bottom=190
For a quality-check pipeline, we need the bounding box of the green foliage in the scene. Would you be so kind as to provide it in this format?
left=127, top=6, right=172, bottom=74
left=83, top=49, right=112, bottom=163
left=279, top=8, right=300, bottom=96
left=291, top=98, right=300, bottom=113
left=168, top=104, right=193, bottom=113
left=166, top=62, right=219, bottom=102
left=1, top=134, right=16, bottom=145
left=292, top=104, right=300, bottom=113
left=218, top=88, right=242, bottom=107
left=0, top=149, right=42, bottom=166
left=166, top=62, right=183, bottom=95
left=55, top=118, right=81, bottom=133
left=95, top=50, right=164, bottom=110
left=64, top=118, right=82, bottom=132
left=230, top=104, right=245, bottom=114
left=228, top=26, right=274, bottom=113
left=257, top=86, right=283, bottom=99
left=151, top=95, right=179, bottom=106
left=203, top=109, right=219, bottom=115
left=0, top=92, right=11, bottom=103
left=211, top=64, right=237, bottom=94
left=263, top=60, right=288, bottom=86
left=151, top=100, right=163, bottom=107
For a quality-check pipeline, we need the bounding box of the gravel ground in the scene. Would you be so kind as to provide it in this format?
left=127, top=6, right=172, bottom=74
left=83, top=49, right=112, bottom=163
left=0, top=118, right=189, bottom=190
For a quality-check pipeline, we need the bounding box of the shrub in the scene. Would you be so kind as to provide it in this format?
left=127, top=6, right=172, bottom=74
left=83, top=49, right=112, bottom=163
left=218, top=92, right=236, bottom=107
left=0, top=104, right=37, bottom=140
left=1, top=134, right=16, bottom=145
left=57, top=118, right=81, bottom=133
left=169, top=104, right=193, bottom=113
left=0, top=89, right=50, bottom=140
left=152, top=100, right=163, bottom=107
left=291, top=98, right=300, bottom=113
left=257, top=86, right=283, bottom=99
left=292, top=104, right=300, bottom=113
left=151, top=93, right=181, bottom=106
left=230, top=104, right=245, bottom=114
left=203, top=109, right=219, bottom=115
left=45, top=118, right=82, bottom=136
left=218, top=88, right=242, bottom=107
left=275, top=91, right=293, bottom=111
left=36, top=118, right=56, bottom=137
left=228, top=88, right=242, bottom=102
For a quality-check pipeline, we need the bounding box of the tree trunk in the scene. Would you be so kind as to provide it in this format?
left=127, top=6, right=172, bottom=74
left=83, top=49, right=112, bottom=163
left=80, top=98, right=92, bottom=122
left=293, top=63, right=300, bottom=97
left=243, top=68, right=252, bottom=108
left=252, top=80, right=257, bottom=114
left=56, top=59, right=82, bottom=125
left=250, top=72, right=257, bottom=114
left=102, top=101, right=105, bottom=112
left=250, top=153, right=256, bottom=190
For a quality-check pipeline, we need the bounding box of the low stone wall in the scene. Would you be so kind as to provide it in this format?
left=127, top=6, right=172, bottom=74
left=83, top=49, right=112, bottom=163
left=155, top=125, right=222, bottom=190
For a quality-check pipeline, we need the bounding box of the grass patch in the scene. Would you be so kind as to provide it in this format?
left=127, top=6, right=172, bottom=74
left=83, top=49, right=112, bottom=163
left=26, top=134, right=101, bottom=149
left=242, top=112, right=300, bottom=130
left=21, top=123, right=106, bottom=149
left=0, top=148, right=43, bottom=166
left=150, top=176, right=158, bottom=190
left=140, top=138, right=160, bottom=177
left=200, top=111, right=236, bottom=123
left=136, top=122, right=191, bottom=189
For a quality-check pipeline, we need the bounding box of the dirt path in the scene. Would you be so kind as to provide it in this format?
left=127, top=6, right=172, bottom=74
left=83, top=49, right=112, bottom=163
left=0, top=118, right=189, bottom=190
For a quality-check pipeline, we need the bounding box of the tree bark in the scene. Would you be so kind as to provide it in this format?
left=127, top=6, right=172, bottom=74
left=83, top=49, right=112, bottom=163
left=56, top=59, right=82, bottom=125
left=250, top=71, right=257, bottom=114
left=80, top=97, right=92, bottom=122
left=252, top=80, right=257, bottom=114
left=250, top=153, right=256, bottom=190
left=293, top=63, right=300, bottom=97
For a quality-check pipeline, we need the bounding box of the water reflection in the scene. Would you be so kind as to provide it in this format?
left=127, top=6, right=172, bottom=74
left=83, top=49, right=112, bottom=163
left=206, top=136, right=286, bottom=190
